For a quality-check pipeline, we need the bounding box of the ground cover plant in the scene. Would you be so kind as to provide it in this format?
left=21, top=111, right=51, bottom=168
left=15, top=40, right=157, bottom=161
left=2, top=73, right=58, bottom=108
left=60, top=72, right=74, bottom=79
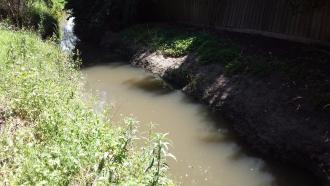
left=0, top=25, right=174, bottom=185
left=121, top=24, right=330, bottom=113
left=121, top=24, right=240, bottom=63
left=121, top=25, right=276, bottom=77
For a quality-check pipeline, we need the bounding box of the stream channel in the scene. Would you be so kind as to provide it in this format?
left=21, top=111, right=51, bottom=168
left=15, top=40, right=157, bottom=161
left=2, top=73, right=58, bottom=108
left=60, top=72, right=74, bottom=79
left=62, top=17, right=318, bottom=186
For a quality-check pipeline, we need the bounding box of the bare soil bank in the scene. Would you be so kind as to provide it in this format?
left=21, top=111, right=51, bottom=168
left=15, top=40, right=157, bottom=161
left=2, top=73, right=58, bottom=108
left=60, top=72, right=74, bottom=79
left=98, top=29, right=330, bottom=185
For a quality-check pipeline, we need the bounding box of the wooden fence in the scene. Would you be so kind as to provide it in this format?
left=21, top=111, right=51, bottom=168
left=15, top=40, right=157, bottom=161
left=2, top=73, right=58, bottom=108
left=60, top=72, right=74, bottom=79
left=150, top=0, right=330, bottom=44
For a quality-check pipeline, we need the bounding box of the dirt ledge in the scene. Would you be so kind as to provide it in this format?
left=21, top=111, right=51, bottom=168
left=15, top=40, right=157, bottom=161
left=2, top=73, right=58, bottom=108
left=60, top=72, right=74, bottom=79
left=100, top=33, right=330, bottom=185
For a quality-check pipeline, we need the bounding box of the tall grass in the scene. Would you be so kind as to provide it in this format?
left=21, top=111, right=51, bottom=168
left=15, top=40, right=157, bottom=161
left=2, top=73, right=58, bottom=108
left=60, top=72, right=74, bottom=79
left=0, top=26, right=173, bottom=185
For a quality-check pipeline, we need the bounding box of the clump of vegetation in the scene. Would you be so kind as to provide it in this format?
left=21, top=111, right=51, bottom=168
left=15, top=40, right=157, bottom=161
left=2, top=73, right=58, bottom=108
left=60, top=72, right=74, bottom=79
left=122, top=25, right=278, bottom=77
left=224, top=56, right=275, bottom=76
left=0, top=26, right=173, bottom=185
left=121, top=25, right=241, bottom=63
left=0, top=0, right=66, bottom=38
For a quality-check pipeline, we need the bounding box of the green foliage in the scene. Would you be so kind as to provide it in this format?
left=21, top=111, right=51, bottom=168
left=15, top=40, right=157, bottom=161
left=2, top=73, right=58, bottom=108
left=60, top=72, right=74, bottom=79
left=0, top=0, right=66, bottom=38
left=0, top=27, right=173, bottom=185
left=225, top=56, right=274, bottom=76
left=122, top=24, right=330, bottom=112
left=162, top=36, right=195, bottom=57
left=121, top=25, right=193, bottom=57
left=197, top=45, right=240, bottom=65
left=224, top=58, right=246, bottom=76
left=121, top=25, right=241, bottom=63
left=122, top=25, right=278, bottom=77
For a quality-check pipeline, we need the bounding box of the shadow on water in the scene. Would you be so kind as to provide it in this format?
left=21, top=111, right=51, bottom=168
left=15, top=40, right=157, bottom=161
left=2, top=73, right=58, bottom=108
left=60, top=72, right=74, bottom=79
left=120, top=64, right=319, bottom=186
left=79, top=44, right=130, bottom=68
left=172, top=95, right=318, bottom=186
left=181, top=96, right=319, bottom=186
left=123, top=75, right=174, bottom=96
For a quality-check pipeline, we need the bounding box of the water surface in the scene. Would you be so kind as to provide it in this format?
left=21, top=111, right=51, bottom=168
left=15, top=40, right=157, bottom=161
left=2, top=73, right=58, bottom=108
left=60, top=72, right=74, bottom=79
left=82, top=62, right=316, bottom=186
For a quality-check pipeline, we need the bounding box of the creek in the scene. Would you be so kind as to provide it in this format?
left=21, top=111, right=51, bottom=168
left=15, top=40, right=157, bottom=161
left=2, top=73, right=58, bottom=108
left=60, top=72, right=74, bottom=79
left=82, top=63, right=316, bottom=186
left=62, top=17, right=317, bottom=186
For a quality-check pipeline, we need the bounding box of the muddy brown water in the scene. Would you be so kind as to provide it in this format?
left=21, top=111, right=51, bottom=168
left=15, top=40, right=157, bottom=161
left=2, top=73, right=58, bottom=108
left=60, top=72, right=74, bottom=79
left=82, top=62, right=318, bottom=186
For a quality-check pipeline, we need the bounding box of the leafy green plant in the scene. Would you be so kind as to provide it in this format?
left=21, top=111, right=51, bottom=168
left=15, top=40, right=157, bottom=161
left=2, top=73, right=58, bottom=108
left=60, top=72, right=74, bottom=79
left=224, top=56, right=274, bottom=76
left=224, top=58, right=246, bottom=76
left=148, top=133, right=175, bottom=186
left=121, top=25, right=241, bottom=64
left=0, top=26, right=173, bottom=185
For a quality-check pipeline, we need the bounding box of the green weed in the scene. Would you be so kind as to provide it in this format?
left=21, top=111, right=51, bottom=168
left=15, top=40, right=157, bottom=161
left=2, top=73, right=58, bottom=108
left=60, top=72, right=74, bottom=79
left=0, top=26, right=173, bottom=185
left=121, top=25, right=241, bottom=64
left=224, top=56, right=274, bottom=76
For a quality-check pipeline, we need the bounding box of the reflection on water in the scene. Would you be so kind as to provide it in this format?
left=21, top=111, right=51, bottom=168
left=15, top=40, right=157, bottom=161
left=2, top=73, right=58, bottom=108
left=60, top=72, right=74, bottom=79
left=82, top=62, right=317, bottom=186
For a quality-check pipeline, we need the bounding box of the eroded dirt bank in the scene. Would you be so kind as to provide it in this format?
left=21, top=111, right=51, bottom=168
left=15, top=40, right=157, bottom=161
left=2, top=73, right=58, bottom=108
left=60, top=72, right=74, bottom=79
left=96, top=31, right=330, bottom=185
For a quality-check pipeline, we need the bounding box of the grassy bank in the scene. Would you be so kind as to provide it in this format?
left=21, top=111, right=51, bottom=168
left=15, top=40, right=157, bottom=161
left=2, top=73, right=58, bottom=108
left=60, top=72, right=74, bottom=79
left=121, top=25, right=240, bottom=65
left=121, top=25, right=275, bottom=77
left=0, top=26, right=173, bottom=185
left=0, top=0, right=66, bottom=38
left=121, top=24, right=330, bottom=112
